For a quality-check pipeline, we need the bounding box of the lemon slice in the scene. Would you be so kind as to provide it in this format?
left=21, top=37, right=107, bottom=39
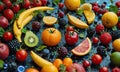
left=67, top=14, right=88, bottom=29
left=43, top=16, right=57, bottom=26
left=84, top=10, right=95, bottom=24
left=79, top=3, right=92, bottom=11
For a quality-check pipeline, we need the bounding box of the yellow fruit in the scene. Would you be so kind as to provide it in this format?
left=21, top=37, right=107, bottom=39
left=113, top=39, right=120, bottom=51
left=64, top=0, right=80, bottom=10
left=84, top=10, right=95, bottom=24
left=41, top=65, right=58, bottom=72
left=53, top=58, right=63, bottom=69
left=102, top=12, right=118, bottom=28
left=79, top=3, right=92, bottom=11
left=43, top=16, right=57, bottom=26
left=67, top=14, right=88, bottom=29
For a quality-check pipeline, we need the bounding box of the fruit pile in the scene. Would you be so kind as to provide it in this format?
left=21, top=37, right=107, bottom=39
left=0, top=0, right=120, bottom=72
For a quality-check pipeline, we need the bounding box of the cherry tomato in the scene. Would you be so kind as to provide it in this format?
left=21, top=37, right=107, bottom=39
left=99, top=67, right=109, bottom=72
left=41, top=0, right=47, bottom=6
left=2, top=0, right=12, bottom=8
left=3, top=9, right=14, bottom=20
left=65, top=31, right=79, bottom=45
left=82, top=60, right=90, bottom=68
left=112, top=67, right=120, bottom=72
left=59, top=3, right=64, bottom=9
left=33, top=0, right=42, bottom=7
left=23, top=0, right=30, bottom=9
left=92, top=37, right=99, bottom=44
left=66, top=26, right=74, bottom=32
left=12, top=4, right=20, bottom=13
left=92, top=54, right=102, bottom=65
left=3, top=32, right=13, bottom=41
left=16, top=49, right=28, bottom=62
left=0, top=2, right=4, bottom=11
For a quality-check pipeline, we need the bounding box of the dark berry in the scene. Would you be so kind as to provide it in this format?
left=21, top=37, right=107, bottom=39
left=3, top=63, right=8, bottom=69
left=32, top=21, right=41, bottom=31
left=59, top=3, right=64, bottom=9
left=17, top=65, right=25, bottom=72
left=117, top=22, right=120, bottom=29
left=58, top=11, right=64, bottom=18
left=87, top=27, right=95, bottom=37
left=58, top=18, right=67, bottom=27
left=117, top=10, right=120, bottom=16
left=95, top=24, right=105, bottom=34
left=97, top=46, right=107, bottom=57
left=58, top=47, right=68, bottom=57
left=37, top=13, right=44, bottom=20
left=92, top=2, right=98, bottom=7
left=101, top=4, right=106, bottom=8
left=92, top=6, right=100, bottom=12
left=110, top=30, right=120, bottom=40
left=42, top=49, right=50, bottom=56
left=92, top=37, right=99, bottom=44
left=116, top=1, right=120, bottom=8
left=7, top=61, right=17, bottom=71
left=103, top=2, right=107, bottom=5
left=82, top=60, right=90, bottom=68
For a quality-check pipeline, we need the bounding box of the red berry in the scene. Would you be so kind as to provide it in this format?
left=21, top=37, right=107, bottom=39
left=101, top=9, right=108, bottom=14
left=23, top=0, right=31, bottom=9
left=0, top=2, right=4, bottom=11
left=99, top=67, right=109, bottom=72
left=95, top=24, right=105, bottom=34
left=92, top=2, right=98, bottom=7
left=3, top=32, right=13, bottom=41
left=117, top=10, right=120, bottom=16
left=3, top=9, right=14, bottom=20
left=116, top=1, right=120, bottom=8
left=12, top=4, right=20, bottom=13
left=92, top=6, right=100, bottom=12
left=112, top=67, right=120, bottom=72
left=58, top=11, right=64, bottom=18
left=59, top=3, right=64, bottom=9
left=82, top=60, right=90, bottom=68
left=2, top=0, right=12, bottom=8
left=92, top=54, right=102, bottom=65
left=101, top=4, right=106, bottom=8
left=92, top=37, right=99, bottom=44
left=117, top=22, right=120, bottom=29
left=99, top=32, right=112, bottom=45
left=33, top=0, right=42, bottom=7
left=41, top=0, right=47, bottom=6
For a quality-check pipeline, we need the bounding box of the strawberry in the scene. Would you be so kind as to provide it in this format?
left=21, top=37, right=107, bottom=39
left=99, top=32, right=112, bottom=45
left=95, top=24, right=105, bottom=34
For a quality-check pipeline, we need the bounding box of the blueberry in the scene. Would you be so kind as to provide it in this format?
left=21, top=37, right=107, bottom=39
left=17, top=65, right=25, bottom=72
left=42, top=49, right=50, bottom=55
left=3, top=63, right=8, bottom=69
left=58, top=18, right=67, bottom=28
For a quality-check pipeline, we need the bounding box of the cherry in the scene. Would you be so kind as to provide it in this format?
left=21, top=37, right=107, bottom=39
left=58, top=11, right=64, bottom=18
left=117, top=10, right=120, bottom=16
left=92, top=6, right=100, bottom=12
left=92, top=37, right=99, bottom=44
left=92, top=2, right=98, bottom=7
left=83, top=60, right=90, bottom=68
left=59, top=3, right=64, bottom=9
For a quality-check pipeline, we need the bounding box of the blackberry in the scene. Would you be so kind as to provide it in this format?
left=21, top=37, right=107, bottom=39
left=110, top=30, right=120, bottom=40
left=37, top=13, right=43, bottom=20
left=58, top=47, right=68, bottom=57
left=7, top=39, right=20, bottom=54
left=7, top=60, right=17, bottom=72
left=58, top=18, right=67, bottom=28
left=87, top=27, right=95, bottom=38
left=97, top=46, right=107, bottom=57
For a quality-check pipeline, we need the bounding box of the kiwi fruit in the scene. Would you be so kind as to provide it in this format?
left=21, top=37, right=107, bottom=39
left=24, top=31, right=39, bottom=47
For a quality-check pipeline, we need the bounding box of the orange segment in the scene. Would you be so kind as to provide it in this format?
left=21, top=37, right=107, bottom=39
left=71, top=37, right=92, bottom=56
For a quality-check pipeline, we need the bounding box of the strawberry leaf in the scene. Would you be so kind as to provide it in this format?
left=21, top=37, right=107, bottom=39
left=109, top=5, right=118, bottom=13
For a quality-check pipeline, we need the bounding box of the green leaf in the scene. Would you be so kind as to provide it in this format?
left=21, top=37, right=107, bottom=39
left=53, top=0, right=60, bottom=5
left=59, top=64, right=66, bottom=72
left=81, top=0, right=85, bottom=4
left=36, top=45, right=47, bottom=51
left=110, top=0, right=113, bottom=3
left=112, top=26, right=117, bottom=31
left=79, top=32, right=85, bottom=38
left=33, top=10, right=44, bottom=17
left=0, top=27, right=5, bottom=37
left=21, top=28, right=27, bottom=34
left=76, top=9, right=84, bottom=15
left=0, top=60, right=4, bottom=69
left=109, top=5, right=118, bottom=13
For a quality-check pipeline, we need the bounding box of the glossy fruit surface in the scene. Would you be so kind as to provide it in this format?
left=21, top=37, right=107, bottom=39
left=33, top=0, right=42, bottom=7
left=0, top=16, right=9, bottom=28
left=82, top=60, right=90, bottom=68
left=79, top=3, right=92, bottom=11
left=16, top=49, right=28, bottom=62
left=0, top=2, right=4, bottom=11
left=12, top=4, right=20, bottom=13
left=113, top=39, right=120, bottom=51
left=63, top=57, right=73, bottom=67
left=99, top=67, right=108, bottom=72
left=41, top=65, right=58, bottom=72
left=32, top=21, right=41, bottom=31
left=92, top=54, right=102, bottom=65
left=112, top=67, right=120, bottom=72
left=66, top=26, right=74, bottom=32
left=25, top=68, right=39, bottom=72
left=92, top=37, right=99, bottom=44
left=3, top=32, right=13, bottom=41
left=3, top=9, right=14, bottom=20
left=41, top=0, right=47, bottom=6
left=23, top=0, right=30, bottom=9
left=53, top=58, right=63, bottom=69
left=59, top=3, right=64, bottom=9
left=95, top=24, right=105, bottom=34
left=41, top=28, right=61, bottom=46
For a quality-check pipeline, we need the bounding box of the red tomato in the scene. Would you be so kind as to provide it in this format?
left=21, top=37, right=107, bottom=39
left=16, top=49, right=28, bottom=62
left=0, top=2, right=4, bottom=11
left=3, top=32, right=13, bottom=41
left=33, top=0, right=42, bottom=7
left=3, top=9, right=14, bottom=20
left=82, top=60, right=90, bottom=68
left=12, top=4, right=20, bottom=13
left=65, top=31, right=79, bottom=45
left=92, top=54, right=102, bottom=65
left=92, top=37, right=99, bottom=44
left=99, top=67, right=109, bottom=72
left=23, top=0, right=30, bottom=9
left=66, top=26, right=74, bottom=32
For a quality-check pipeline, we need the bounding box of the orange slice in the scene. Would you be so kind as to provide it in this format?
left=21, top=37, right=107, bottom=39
left=71, top=37, right=91, bottom=56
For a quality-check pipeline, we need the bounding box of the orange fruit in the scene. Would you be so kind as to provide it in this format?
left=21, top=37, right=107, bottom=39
left=41, top=28, right=61, bottom=46
left=102, top=12, right=118, bottom=28
left=25, top=68, right=39, bottom=72
left=63, top=57, right=73, bottom=67
left=41, top=65, right=58, bottom=72
left=79, top=3, right=92, bottom=11
left=71, top=37, right=92, bottom=56
left=113, top=39, right=120, bottom=51
left=53, top=58, right=63, bottom=69
left=64, top=0, right=80, bottom=10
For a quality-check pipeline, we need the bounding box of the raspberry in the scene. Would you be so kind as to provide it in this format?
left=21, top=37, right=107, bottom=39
left=95, top=24, right=105, bottom=34
left=99, top=32, right=112, bottom=45
left=58, top=47, right=68, bottom=57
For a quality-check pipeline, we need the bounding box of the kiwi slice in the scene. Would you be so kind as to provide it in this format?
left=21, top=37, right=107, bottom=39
left=24, top=31, right=39, bottom=47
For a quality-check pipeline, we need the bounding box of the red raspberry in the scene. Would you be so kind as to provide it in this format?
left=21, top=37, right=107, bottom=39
left=95, top=24, right=105, bottom=34
left=99, top=32, right=112, bottom=45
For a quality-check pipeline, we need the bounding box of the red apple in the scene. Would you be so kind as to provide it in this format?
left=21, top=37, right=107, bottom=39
left=0, top=16, right=9, bottom=28
left=66, top=63, right=86, bottom=72
left=0, top=43, right=9, bottom=60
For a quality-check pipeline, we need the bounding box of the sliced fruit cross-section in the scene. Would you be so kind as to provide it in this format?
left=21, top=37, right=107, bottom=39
left=71, top=37, right=91, bottom=56
left=79, top=3, right=92, bottom=11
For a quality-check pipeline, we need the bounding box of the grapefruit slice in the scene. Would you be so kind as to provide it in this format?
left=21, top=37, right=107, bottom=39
left=71, top=37, right=91, bottom=56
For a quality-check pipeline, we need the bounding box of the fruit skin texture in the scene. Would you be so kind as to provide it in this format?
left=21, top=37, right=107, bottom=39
left=3, top=9, right=14, bottom=20
left=23, top=0, right=31, bottom=9
left=113, top=39, right=120, bottom=51
left=102, top=12, right=118, bottom=28
left=95, top=24, right=105, bottom=34
left=0, top=43, right=9, bottom=60
left=110, top=52, right=120, bottom=66
left=64, top=0, right=80, bottom=10
left=99, top=32, right=112, bottom=45
left=53, top=58, right=63, bottom=69
left=16, top=49, right=28, bottom=62
left=92, top=37, right=99, bottom=44
left=82, top=60, right=90, bottom=68
left=33, top=0, right=42, bottom=7
left=0, top=2, right=4, bottom=11
left=3, top=32, right=13, bottom=41
left=25, top=68, right=39, bottom=72
left=92, top=54, right=102, bottom=65
left=99, top=67, right=108, bottom=72
left=41, top=65, right=58, bottom=72
left=112, top=67, right=120, bottom=72
left=12, top=4, right=20, bottom=13
left=65, top=31, right=78, bottom=45
left=63, top=57, right=73, bottom=67
left=0, top=16, right=9, bottom=28
left=41, top=28, right=61, bottom=46
left=66, top=26, right=74, bottom=32
left=66, top=63, right=86, bottom=72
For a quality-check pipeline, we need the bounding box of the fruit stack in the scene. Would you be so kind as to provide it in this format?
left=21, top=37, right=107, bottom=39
left=0, top=0, right=120, bottom=72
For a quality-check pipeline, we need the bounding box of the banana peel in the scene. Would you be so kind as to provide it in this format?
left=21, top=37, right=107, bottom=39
left=17, top=6, right=54, bottom=29
left=30, top=51, right=53, bottom=67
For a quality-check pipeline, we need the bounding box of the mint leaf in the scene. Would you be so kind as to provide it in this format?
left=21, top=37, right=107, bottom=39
left=76, top=9, right=84, bottom=15
left=109, top=5, right=118, bottom=13
left=53, top=0, right=60, bottom=5
left=81, top=0, right=85, bottom=4
left=36, top=45, right=47, bottom=51
left=33, top=10, right=44, bottom=16
left=0, top=60, right=4, bottom=69
left=0, top=27, right=5, bottom=37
